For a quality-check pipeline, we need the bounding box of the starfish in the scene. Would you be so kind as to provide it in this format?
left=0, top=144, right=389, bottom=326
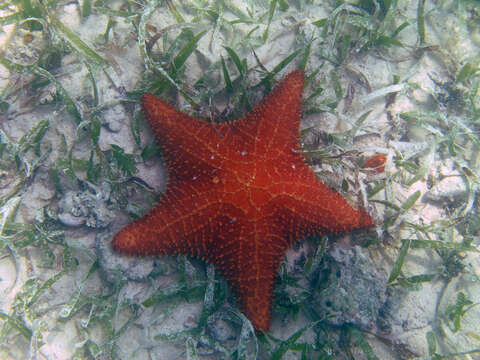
left=112, top=69, right=373, bottom=331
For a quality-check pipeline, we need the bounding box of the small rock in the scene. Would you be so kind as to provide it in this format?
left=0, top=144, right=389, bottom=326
left=207, top=317, right=235, bottom=342
left=102, top=104, right=128, bottom=133
left=57, top=212, right=85, bottom=227
left=56, top=182, right=115, bottom=228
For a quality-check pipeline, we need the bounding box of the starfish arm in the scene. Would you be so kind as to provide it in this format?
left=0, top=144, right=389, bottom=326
left=141, top=94, right=226, bottom=182
left=212, top=231, right=286, bottom=331
left=112, top=184, right=226, bottom=257
left=271, top=166, right=373, bottom=241
left=241, top=70, right=305, bottom=157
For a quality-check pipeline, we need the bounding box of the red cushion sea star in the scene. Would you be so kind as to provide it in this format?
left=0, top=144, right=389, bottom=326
left=112, top=69, right=373, bottom=331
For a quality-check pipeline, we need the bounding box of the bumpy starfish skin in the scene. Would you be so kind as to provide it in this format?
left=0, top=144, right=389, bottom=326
left=112, top=70, right=373, bottom=331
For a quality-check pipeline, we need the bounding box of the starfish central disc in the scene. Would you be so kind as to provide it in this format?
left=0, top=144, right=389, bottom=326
left=112, top=70, right=373, bottom=331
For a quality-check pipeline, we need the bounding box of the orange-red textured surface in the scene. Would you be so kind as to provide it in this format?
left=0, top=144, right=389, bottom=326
left=112, top=70, right=373, bottom=331
left=363, top=153, right=387, bottom=174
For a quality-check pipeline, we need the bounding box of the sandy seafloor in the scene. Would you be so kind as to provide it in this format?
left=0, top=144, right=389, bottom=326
left=1, top=0, right=480, bottom=359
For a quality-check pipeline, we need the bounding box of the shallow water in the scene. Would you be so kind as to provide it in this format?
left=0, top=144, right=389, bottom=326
left=1, top=1, right=479, bottom=359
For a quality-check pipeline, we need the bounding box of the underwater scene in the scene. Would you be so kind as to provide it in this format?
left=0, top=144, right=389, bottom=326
left=0, top=0, right=479, bottom=359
